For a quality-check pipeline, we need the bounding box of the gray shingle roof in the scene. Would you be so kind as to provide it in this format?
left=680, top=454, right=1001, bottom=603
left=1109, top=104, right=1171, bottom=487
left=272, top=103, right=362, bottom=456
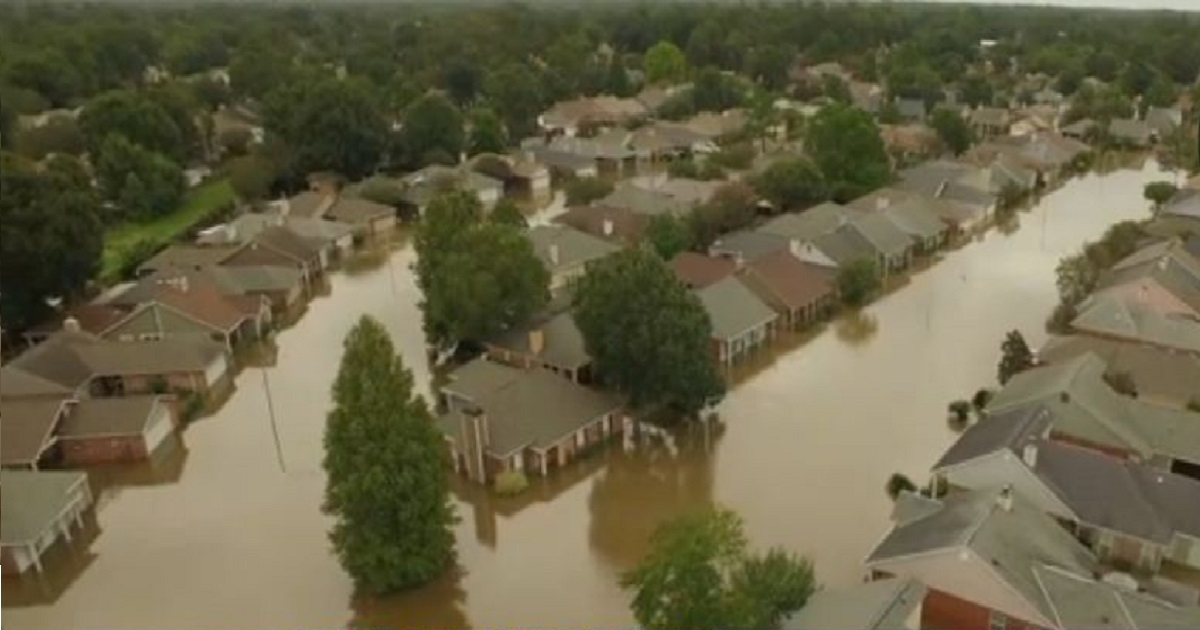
left=58, top=395, right=164, bottom=438
left=1108, top=119, right=1152, bottom=143
left=815, top=224, right=878, bottom=266
left=0, top=399, right=66, bottom=466
left=850, top=212, right=912, bottom=258
left=526, top=225, right=620, bottom=274
left=439, top=359, right=622, bottom=456
left=695, top=276, right=778, bottom=341
left=781, top=578, right=926, bottom=630
left=760, top=203, right=848, bottom=241
left=1161, top=188, right=1200, bottom=221
left=1038, top=335, right=1200, bottom=409
left=599, top=183, right=691, bottom=217
left=1035, top=564, right=1200, bottom=630
left=487, top=310, right=590, bottom=371
left=0, top=470, right=88, bottom=545
left=879, top=198, right=948, bottom=241
left=1071, top=293, right=1200, bottom=353
left=866, top=487, right=1097, bottom=627
left=709, top=230, right=789, bottom=263
left=932, top=406, right=1053, bottom=470
left=207, top=265, right=302, bottom=294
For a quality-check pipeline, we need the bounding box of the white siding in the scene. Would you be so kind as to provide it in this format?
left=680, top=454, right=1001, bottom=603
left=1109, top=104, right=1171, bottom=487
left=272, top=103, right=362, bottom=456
left=203, top=355, right=228, bottom=386
left=142, top=403, right=174, bottom=453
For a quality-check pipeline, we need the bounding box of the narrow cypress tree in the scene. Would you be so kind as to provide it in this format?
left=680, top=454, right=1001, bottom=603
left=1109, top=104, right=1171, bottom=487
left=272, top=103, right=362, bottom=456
left=322, top=315, right=455, bottom=594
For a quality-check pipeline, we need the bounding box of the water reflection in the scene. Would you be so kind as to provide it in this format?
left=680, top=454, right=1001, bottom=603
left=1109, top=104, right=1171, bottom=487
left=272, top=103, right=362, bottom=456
left=834, top=309, right=879, bottom=346
left=588, top=424, right=722, bottom=571
left=1, top=512, right=103, bottom=608
left=348, top=568, right=471, bottom=630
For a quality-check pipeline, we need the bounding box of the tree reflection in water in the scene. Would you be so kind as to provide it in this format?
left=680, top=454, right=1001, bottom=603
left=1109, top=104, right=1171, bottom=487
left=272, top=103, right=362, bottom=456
left=587, top=421, right=724, bottom=571
left=347, top=565, right=470, bottom=630
left=834, top=309, right=879, bottom=346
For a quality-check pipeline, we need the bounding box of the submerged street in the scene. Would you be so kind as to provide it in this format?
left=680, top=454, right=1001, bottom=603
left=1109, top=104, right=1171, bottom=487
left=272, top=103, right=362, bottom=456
left=2, top=160, right=1175, bottom=629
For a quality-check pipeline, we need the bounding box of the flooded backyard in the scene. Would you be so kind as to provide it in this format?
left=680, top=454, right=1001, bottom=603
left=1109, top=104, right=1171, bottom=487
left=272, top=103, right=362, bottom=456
left=2, top=159, right=1178, bottom=629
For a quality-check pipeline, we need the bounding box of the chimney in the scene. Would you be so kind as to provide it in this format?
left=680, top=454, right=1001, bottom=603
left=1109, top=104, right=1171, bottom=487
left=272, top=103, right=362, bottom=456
left=997, top=484, right=1014, bottom=512
left=548, top=243, right=560, bottom=265
left=528, top=327, right=545, bottom=356
left=1022, top=443, right=1038, bottom=468
left=63, top=316, right=81, bottom=333
left=876, top=196, right=889, bottom=211
left=789, top=238, right=803, bottom=258
left=602, top=218, right=614, bottom=237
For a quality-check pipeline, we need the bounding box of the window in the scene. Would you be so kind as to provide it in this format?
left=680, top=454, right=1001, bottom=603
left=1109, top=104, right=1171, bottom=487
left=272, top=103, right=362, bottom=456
left=988, top=611, right=1007, bottom=630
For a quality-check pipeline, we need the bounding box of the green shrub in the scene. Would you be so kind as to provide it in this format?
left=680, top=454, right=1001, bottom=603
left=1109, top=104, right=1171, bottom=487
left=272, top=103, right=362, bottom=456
left=494, top=470, right=529, bottom=496
left=885, top=472, right=917, bottom=500
left=179, top=392, right=205, bottom=423
left=708, top=142, right=755, bottom=170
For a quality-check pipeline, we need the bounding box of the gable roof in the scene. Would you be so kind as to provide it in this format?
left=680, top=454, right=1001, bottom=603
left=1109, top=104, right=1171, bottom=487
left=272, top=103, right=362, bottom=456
left=526, top=225, right=620, bottom=273
left=850, top=212, right=913, bottom=258
left=866, top=487, right=1097, bottom=628
left=1035, top=564, right=1200, bottom=630
left=58, top=396, right=165, bottom=439
left=1037, top=335, right=1200, bottom=406
left=670, top=252, right=737, bottom=289
left=137, top=244, right=239, bottom=275
left=741, top=250, right=834, bottom=311
left=1, top=331, right=99, bottom=397
left=1071, top=293, right=1200, bottom=353
left=1144, top=106, right=1182, bottom=135
left=439, top=359, right=622, bottom=456
left=760, top=203, right=848, bottom=241
left=932, top=406, right=1053, bottom=471
left=695, top=276, right=778, bottom=341
left=251, top=225, right=320, bottom=262
left=599, top=183, right=691, bottom=217
left=0, top=470, right=88, bottom=545
left=709, top=230, right=789, bottom=263
left=1160, top=188, right=1200, bottom=221
left=781, top=578, right=926, bottom=630
left=279, top=191, right=335, bottom=219
left=486, top=309, right=590, bottom=371
left=325, top=195, right=394, bottom=226
left=0, top=399, right=67, bottom=466
left=1108, top=118, right=1152, bottom=143
left=555, top=205, right=648, bottom=244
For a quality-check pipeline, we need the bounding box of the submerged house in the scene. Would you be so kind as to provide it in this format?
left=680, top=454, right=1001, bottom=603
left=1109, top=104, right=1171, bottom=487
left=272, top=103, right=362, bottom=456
left=0, top=470, right=93, bottom=575
left=437, top=359, right=624, bottom=483
left=695, top=276, right=779, bottom=366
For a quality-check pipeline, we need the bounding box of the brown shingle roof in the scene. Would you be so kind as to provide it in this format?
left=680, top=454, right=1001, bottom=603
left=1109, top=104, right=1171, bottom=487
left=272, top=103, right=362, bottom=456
left=0, top=399, right=66, bottom=466
left=741, top=250, right=834, bottom=311
left=137, top=244, right=240, bottom=274
left=150, top=277, right=251, bottom=331
left=253, top=225, right=319, bottom=262
left=669, top=252, right=737, bottom=289
left=554, top=205, right=648, bottom=244
left=58, top=396, right=163, bottom=438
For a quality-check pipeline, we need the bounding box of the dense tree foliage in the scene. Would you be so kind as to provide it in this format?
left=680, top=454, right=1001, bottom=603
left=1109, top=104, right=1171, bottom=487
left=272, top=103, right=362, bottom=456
left=806, top=104, right=891, bottom=202
left=644, top=40, right=688, bottom=85
left=263, top=77, right=387, bottom=179
left=997, top=330, right=1035, bottom=385
left=837, top=258, right=881, bottom=307
left=751, top=157, right=827, bottom=212
left=323, top=315, right=455, bottom=595
left=78, top=90, right=188, bottom=161
left=0, top=153, right=103, bottom=329
left=929, top=109, right=975, bottom=156
left=574, top=248, right=724, bottom=415
left=644, top=214, right=693, bottom=260
left=93, top=134, right=185, bottom=222
left=467, top=107, right=507, bottom=157
left=414, top=191, right=548, bottom=348
left=401, top=93, right=465, bottom=168
left=622, top=508, right=815, bottom=630
left=565, top=177, right=615, bottom=206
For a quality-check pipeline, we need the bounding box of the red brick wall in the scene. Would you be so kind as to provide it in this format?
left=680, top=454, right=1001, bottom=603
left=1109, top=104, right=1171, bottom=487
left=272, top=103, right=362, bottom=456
left=60, top=435, right=148, bottom=465
left=921, top=589, right=1043, bottom=630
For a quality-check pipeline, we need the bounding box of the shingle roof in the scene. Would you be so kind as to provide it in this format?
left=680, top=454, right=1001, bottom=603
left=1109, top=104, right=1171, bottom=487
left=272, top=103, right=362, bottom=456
left=670, top=252, right=737, bottom=289
left=137, top=244, right=239, bottom=274
left=709, top=230, right=789, bottom=263
left=1071, top=293, right=1200, bottom=353
left=207, top=265, right=302, bottom=294
left=1161, top=188, right=1200, bottom=221
left=695, top=276, right=778, bottom=341
left=1033, top=440, right=1200, bottom=544
left=280, top=191, right=335, bottom=219
left=741, top=250, right=834, bottom=311
left=866, top=487, right=1097, bottom=627
left=1, top=331, right=99, bottom=396
left=326, top=196, right=394, bottom=225
left=1108, top=118, right=1152, bottom=143
left=849, top=212, right=912, bottom=258
left=1035, top=564, right=1200, bottom=630
left=815, top=224, right=878, bottom=266
left=526, top=225, right=619, bottom=273
left=554, top=205, right=648, bottom=244
left=74, top=336, right=227, bottom=377
left=972, top=107, right=1011, bottom=127
left=253, top=225, right=320, bottom=261
left=0, top=470, right=88, bottom=545
left=58, top=396, right=163, bottom=438
left=0, top=399, right=66, bottom=466
left=877, top=197, right=948, bottom=241
left=932, top=406, right=1053, bottom=471
left=781, top=578, right=926, bottom=630
left=1038, top=335, right=1200, bottom=407
left=599, top=183, right=691, bottom=217
left=486, top=310, right=590, bottom=371
left=760, top=203, right=848, bottom=241
left=440, top=359, right=622, bottom=456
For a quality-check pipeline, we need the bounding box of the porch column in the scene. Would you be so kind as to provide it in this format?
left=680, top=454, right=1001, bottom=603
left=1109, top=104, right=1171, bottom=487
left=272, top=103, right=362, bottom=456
left=557, top=442, right=568, bottom=467
left=575, top=430, right=586, bottom=448
left=540, top=451, right=548, bottom=476
left=29, top=543, right=42, bottom=575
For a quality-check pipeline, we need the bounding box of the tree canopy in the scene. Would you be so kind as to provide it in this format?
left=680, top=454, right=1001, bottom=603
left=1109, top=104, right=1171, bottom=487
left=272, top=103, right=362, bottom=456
left=401, top=93, right=465, bottom=168
left=750, top=157, right=828, bottom=212
left=622, top=507, right=816, bottom=630
left=806, top=103, right=891, bottom=202
left=997, top=330, right=1035, bottom=385
left=644, top=40, right=688, bottom=85
left=0, top=153, right=103, bottom=329
left=929, top=108, right=975, bottom=156
left=263, top=77, right=388, bottom=179
left=323, top=315, right=456, bottom=594
left=573, top=247, right=724, bottom=415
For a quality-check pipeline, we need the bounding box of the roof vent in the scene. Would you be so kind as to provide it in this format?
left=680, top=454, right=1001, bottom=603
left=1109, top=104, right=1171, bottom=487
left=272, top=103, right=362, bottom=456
left=1059, top=391, right=1070, bottom=403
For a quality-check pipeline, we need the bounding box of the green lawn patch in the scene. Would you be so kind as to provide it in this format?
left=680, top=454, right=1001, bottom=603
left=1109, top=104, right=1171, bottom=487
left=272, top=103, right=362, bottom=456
left=100, top=178, right=235, bottom=284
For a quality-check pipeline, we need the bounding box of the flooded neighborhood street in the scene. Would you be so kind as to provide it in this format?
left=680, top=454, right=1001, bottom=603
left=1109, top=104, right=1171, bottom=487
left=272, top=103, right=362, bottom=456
left=3, top=160, right=1176, bottom=629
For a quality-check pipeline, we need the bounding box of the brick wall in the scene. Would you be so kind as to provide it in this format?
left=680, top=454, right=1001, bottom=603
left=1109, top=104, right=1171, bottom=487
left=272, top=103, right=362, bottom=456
left=60, top=435, right=149, bottom=465
left=921, top=588, right=1044, bottom=630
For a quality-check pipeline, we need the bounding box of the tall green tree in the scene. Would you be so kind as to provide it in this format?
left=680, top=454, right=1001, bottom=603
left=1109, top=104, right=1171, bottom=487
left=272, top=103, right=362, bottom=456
left=997, top=330, right=1034, bottom=385
left=228, top=154, right=278, bottom=203
left=929, top=109, right=975, bottom=156
left=644, top=40, right=688, bottom=85
left=807, top=103, right=891, bottom=202
left=323, top=315, right=456, bottom=595
left=486, top=63, right=545, bottom=140
left=0, top=153, right=102, bottom=330
left=489, top=198, right=527, bottom=228
left=467, top=107, right=507, bottom=156
left=401, top=92, right=465, bottom=167
left=836, top=258, right=881, bottom=307
left=574, top=248, right=724, bottom=415
left=692, top=67, right=744, bottom=113
left=751, top=157, right=827, bottom=212
left=78, top=90, right=186, bottom=160
left=622, top=508, right=815, bottom=630
left=93, top=134, right=185, bottom=221
left=442, top=57, right=483, bottom=106
left=644, top=214, right=693, bottom=260
left=264, top=77, right=388, bottom=179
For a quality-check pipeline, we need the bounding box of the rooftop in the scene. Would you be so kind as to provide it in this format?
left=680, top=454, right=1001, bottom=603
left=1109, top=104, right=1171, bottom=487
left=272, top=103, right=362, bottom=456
left=781, top=578, right=926, bottom=630
left=0, top=470, right=88, bottom=545
left=0, top=399, right=66, bottom=466
left=526, top=225, right=620, bottom=273
left=669, top=252, right=737, bottom=289
left=58, top=396, right=165, bottom=439
left=695, top=276, right=779, bottom=341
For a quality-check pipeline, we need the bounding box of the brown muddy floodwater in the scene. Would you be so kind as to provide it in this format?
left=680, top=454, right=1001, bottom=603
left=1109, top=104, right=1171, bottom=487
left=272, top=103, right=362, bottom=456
left=3, top=159, right=1178, bottom=629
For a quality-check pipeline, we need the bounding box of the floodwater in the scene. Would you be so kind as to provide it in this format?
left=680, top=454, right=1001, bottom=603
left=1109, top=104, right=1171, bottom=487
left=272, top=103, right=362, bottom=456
left=3, top=159, right=1177, bottom=629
